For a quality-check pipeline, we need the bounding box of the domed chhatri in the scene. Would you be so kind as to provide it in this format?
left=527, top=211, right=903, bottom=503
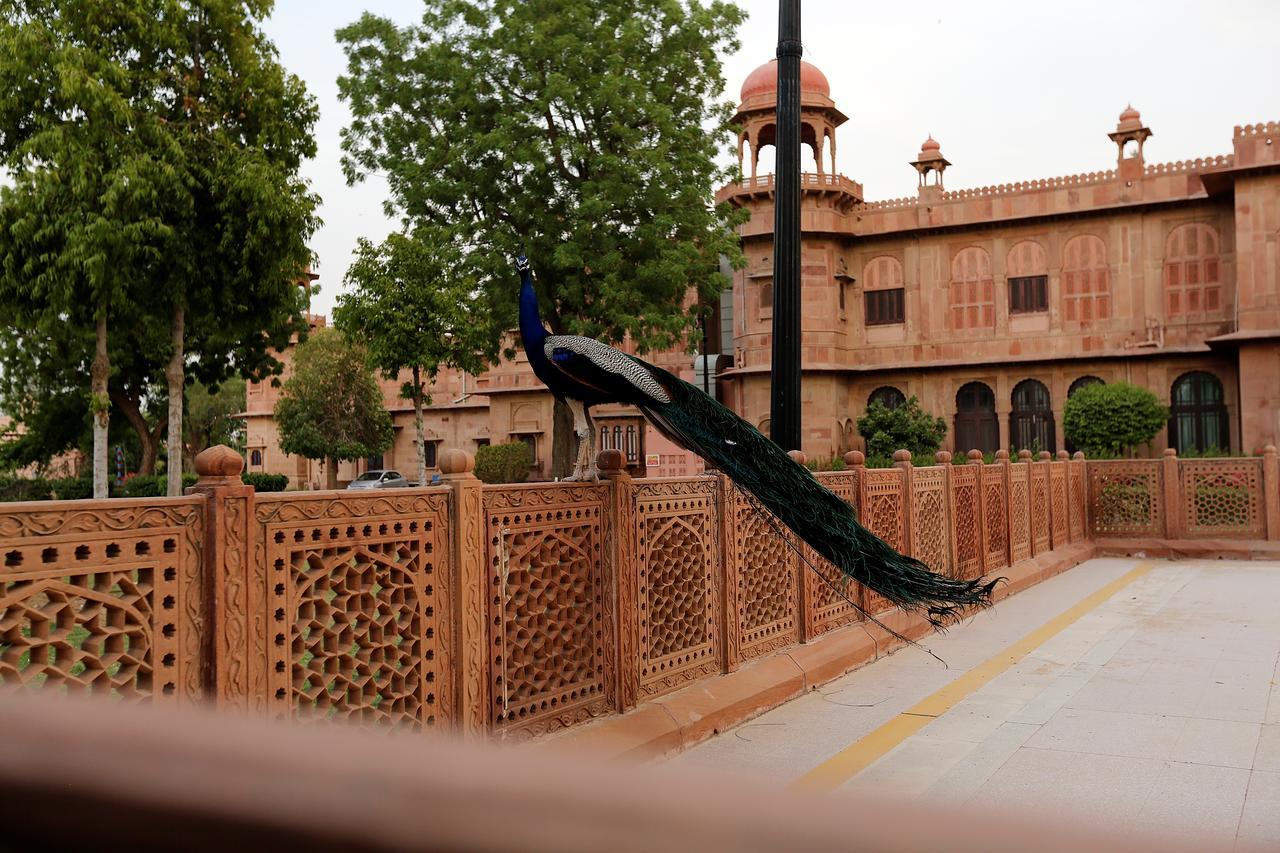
left=739, top=57, right=831, bottom=103
left=921, top=135, right=942, bottom=152
left=1119, top=103, right=1141, bottom=123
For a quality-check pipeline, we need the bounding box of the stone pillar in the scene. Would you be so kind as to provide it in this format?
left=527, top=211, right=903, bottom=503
left=440, top=448, right=487, bottom=740
left=935, top=451, right=955, bottom=576
left=998, top=449, right=1014, bottom=565
left=1263, top=445, right=1280, bottom=541
left=598, top=449, right=639, bottom=710
left=894, top=449, right=914, bottom=556
left=968, top=449, right=987, bottom=574
left=189, top=445, right=257, bottom=711
left=1161, top=448, right=1181, bottom=541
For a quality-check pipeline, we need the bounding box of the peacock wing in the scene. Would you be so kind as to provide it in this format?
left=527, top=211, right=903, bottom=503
left=543, top=335, right=672, bottom=405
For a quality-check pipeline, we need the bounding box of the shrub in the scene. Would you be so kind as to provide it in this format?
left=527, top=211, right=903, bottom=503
left=1063, top=382, right=1167, bottom=457
left=0, top=474, right=52, bottom=502
left=804, top=455, right=847, bottom=472
left=49, top=476, right=94, bottom=500
left=474, top=442, right=532, bottom=484
left=242, top=472, right=290, bottom=492
left=857, top=396, right=947, bottom=461
left=121, top=473, right=198, bottom=498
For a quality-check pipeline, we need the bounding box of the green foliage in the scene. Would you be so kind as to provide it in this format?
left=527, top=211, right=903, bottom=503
left=49, top=477, right=95, bottom=500
left=184, top=378, right=247, bottom=463
left=0, top=0, right=319, bottom=476
left=1063, top=383, right=1168, bottom=457
left=804, top=455, right=847, bottom=472
left=274, top=329, right=394, bottom=464
left=122, top=473, right=197, bottom=498
left=857, top=397, right=948, bottom=461
left=474, top=442, right=533, bottom=484
left=336, top=0, right=748, bottom=357
left=241, top=472, right=289, bottom=492
left=1178, top=446, right=1243, bottom=458
left=0, top=475, right=53, bottom=502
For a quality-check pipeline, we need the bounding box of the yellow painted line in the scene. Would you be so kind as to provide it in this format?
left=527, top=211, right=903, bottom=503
left=794, top=561, right=1154, bottom=791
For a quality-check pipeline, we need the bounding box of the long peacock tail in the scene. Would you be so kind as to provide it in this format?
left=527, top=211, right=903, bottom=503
left=636, top=361, right=999, bottom=627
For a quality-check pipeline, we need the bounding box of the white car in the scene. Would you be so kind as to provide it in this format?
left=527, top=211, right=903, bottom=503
left=346, top=470, right=409, bottom=489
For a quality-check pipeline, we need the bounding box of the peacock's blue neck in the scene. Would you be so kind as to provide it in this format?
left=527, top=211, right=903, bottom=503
left=519, top=272, right=548, bottom=357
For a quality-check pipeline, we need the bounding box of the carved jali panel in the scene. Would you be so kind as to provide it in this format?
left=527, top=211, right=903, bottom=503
left=1069, top=462, right=1087, bottom=541
left=950, top=465, right=982, bottom=580
left=1009, top=463, right=1032, bottom=564
left=484, top=484, right=611, bottom=739
left=726, top=486, right=798, bottom=663
left=911, top=467, right=950, bottom=576
left=1089, top=461, right=1162, bottom=537
left=1182, top=460, right=1263, bottom=538
left=981, top=466, right=1008, bottom=569
left=1030, top=464, right=1051, bottom=555
left=1050, top=463, right=1069, bottom=549
left=805, top=471, right=863, bottom=637
left=634, top=479, right=720, bottom=699
left=254, top=491, right=451, bottom=730
left=860, top=468, right=906, bottom=614
left=0, top=498, right=205, bottom=703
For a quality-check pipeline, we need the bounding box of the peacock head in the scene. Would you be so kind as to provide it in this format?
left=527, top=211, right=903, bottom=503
left=516, top=255, right=530, bottom=273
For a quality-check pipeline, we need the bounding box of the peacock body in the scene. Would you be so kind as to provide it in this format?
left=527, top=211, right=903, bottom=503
left=516, top=257, right=997, bottom=626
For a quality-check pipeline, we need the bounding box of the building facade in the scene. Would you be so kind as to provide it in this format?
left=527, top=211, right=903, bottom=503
left=245, top=59, right=1280, bottom=487
left=719, top=58, right=1280, bottom=461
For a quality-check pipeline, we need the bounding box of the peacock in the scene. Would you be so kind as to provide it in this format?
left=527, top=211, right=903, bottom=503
left=516, top=256, right=998, bottom=626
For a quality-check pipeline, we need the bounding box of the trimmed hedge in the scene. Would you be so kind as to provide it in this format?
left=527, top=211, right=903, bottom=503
left=242, top=472, right=289, bottom=492
left=121, top=473, right=198, bottom=498
left=474, top=442, right=532, bottom=484
left=50, top=476, right=95, bottom=500
left=0, top=474, right=53, bottom=502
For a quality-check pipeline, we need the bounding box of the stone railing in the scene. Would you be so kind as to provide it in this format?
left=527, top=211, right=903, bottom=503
left=0, top=443, right=1097, bottom=742
left=1087, top=446, right=1280, bottom=541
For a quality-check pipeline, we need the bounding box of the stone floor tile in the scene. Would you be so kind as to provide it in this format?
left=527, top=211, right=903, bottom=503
left=1025, top=707, right=1186, bottom=760
left=923, top=721, right=1039, bottom=804
left=1131, top=761, right=1251, bottom=845
left=1237, top=770, right=1280, bottom=844
left=1254, top=724, right=1280, bottom=773
left=840, top=736, right=975, bottom=799
left=1169, top=718, right=1262, bottom=769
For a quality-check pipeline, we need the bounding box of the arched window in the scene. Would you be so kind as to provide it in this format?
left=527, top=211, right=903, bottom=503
left=249, top=449, right=263, bottom=468
left=955, top=382, right=998, bottom=454
left=950, top=247, right=995, bottom=330
left=624, top=425, right=638, bottom=463
left=1062, top=235, right=1110, bottom=322
left=862, top=256, right=905, bottom=326
left=1010, top=379, right=1056, bottom=453
left=1068, top=375, right=1104, bottom=398
left=1065, top=377, right=1104, bottom=454
left=1006, top=241, right=1048, bottom=314
left=868, top=386, right=906, bottom=411
left=1169, top=372, right=1229, bottom=453
left=1164, top=224, right=1222, bottom=316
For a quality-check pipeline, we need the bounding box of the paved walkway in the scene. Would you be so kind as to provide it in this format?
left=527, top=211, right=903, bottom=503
left=671, top=558, right=1280, bottom=850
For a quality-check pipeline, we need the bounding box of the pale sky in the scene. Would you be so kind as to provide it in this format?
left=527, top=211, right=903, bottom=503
left=262, top=0, right=1280, bottom=316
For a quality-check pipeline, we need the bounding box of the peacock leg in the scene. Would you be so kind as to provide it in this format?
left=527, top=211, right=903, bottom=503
left=562, top=399, right=591, bottom=481
left=580, top=408, right=600, bottom=481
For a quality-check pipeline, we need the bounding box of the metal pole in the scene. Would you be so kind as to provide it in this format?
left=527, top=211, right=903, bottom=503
left=770, top=0, right=802, bottom=452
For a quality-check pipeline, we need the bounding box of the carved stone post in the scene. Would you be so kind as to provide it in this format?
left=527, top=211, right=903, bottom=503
left=598, top=450, right=639, bottom=711
left=1074, top=451, right=1088, bottom=535
left=935, top=451, right=955, bottom=576
left=718, top=471, right=741, bottom=673
left=893, top=449, right=914, bottom=556
left=789, top=451, right=815, bottom=643
left=1161, top=448, right=1181, bottom=541
left=967, top=450, right=987, bottom=574
left=1263, top=446, right=1280, bottom=541
left=189, top=445, right=256, bottom=710
left=440, top=449, right=487, bottom=740
left=997, top=449, right=1013, bottom=565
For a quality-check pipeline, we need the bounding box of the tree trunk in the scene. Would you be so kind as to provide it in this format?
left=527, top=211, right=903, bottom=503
left=166, top=302, right=185, bottom=496
left=325, top=457, right=338, bottom=490
left=112, top=388, right=166, bottom=476
left=91, top=314, right=109, bottom=499
left=412, top=365, right=426, bottom=487
left=552, top=397, right=575, bottom=480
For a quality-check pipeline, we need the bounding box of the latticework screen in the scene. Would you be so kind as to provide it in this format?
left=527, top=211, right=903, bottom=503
left=911, top=466, right=951, bottom=575
left=1088, top=461, right=1162, bottom=536
left=253, top=491, right=452, bottom=729
left=1009, top=463, right=1032, bottom=563
left=0, top=498, right=206, bottom=704
left=1181, top=460, right=1263, bottom=538
left=860, top=468, right=906, bottom=614
left=1030, top=463, right=1051, bottom=555
left=950, top=464, right=982, bottom=580
left=725, top=486, right=798, bottom=663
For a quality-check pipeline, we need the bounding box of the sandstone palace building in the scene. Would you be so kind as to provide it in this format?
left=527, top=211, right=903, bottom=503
left=244, top=59, right=1280, bottom=487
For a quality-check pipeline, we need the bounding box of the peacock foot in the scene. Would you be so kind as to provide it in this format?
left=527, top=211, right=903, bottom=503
left=562, top=467, right=600, bottom=483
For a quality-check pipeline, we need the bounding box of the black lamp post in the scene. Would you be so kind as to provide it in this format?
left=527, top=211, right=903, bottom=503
left=769, top=0, right=802, bottom=452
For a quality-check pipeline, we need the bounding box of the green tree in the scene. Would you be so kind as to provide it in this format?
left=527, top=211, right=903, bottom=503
left=857, top=397, right=948, bottom=464
left=1063, top=382, right=1168, bottom=457
left=183, top=377, right=246, bottom=467
left=274, top=328, right=393, bottom=489
left=336, top=0, right=746, bottom=476
left=474, top=442, right=533, bottom=485
left=0, top=0, right=319, bottom=498
left=334, top=230, right=499, bottom=487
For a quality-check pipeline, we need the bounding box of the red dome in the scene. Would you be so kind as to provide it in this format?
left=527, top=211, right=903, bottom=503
left=921, top=136, right=941, bottom=152
left=1119, top=104, right=1141, bottom=122
left=740, top=58, right=831, bottom=102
